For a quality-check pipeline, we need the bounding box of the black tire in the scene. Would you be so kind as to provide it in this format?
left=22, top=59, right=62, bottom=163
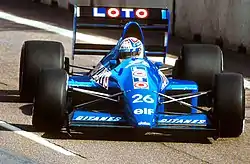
left=32, top=69, right=68, bottom=132
left=213, top=73, right=245, bottom=138
left=172, top=44, right=223, bottom=106
left=19, top=41, right=65, bottom=102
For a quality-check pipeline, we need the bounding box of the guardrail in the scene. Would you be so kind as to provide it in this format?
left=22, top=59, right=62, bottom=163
left=35, top=0, right=250, bottom=54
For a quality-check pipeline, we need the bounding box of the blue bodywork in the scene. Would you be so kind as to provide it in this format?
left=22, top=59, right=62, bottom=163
left=68, top=6, right=213, bottom=132
left=69, top=56, right=210, bottom=129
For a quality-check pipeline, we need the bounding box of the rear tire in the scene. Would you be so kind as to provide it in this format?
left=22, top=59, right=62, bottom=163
left=173, top=44, right=223, bottom=106
left=19, top=41, right=65, bottom=102
left=213, top=73, right=245, bottom=137
left=32, top=69, right=68, bottom=132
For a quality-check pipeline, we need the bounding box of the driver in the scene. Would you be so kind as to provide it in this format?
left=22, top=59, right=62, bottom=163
left=118, top=37, right=144, bottom=61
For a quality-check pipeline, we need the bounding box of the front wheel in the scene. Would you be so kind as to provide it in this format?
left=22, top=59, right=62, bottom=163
left=213, top=73, right=245, bottom=138
left=172, top=44, right=223, bottom=107
left=19, top=40, right=65, bottom=102
left=32, top=69, right=68, bottom=132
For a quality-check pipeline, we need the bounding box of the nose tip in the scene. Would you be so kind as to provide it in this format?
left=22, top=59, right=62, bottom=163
left=137, top=121, right=151, bottom=126
left=132, top=107, right=155, bottom=128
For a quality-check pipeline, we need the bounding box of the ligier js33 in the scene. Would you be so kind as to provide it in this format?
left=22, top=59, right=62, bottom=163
left=19, top=5, right=245, bottom=139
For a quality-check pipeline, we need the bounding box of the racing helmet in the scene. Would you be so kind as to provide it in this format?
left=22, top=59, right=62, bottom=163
left=118, top=37, right=144, bottom=59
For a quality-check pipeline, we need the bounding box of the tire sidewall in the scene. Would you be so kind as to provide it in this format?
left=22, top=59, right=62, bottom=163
left=213, top=73, right=245, bottom=137
left=19, top=41, right=65, bottom=102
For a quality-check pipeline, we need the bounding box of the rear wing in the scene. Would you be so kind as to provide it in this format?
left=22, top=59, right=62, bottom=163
left=72, top=5, right=171, bottom=60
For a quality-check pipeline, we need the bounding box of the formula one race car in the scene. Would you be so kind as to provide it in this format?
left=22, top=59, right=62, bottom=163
left=19, top=5, right=245, bottom=139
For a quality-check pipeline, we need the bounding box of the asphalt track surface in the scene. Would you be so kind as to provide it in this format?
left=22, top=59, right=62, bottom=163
left=0, top=1, right=250, bottom=164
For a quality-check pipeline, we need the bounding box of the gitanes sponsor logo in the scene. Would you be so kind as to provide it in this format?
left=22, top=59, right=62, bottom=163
left=74, top=116, right=122, bottom=122
left=158, top=119, right=206, bottom=124
left=90, top=63, right=112, bottom=89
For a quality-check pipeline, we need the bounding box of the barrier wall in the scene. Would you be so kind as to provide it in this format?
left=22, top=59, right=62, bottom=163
left=36, top=0, right=250, bottom=54
left=40, top=0, right=172, bottom=11
left=68, top=0, right=172, bottom=9
left=175, top=0, right=250, bottom=53
left=68, top=0, right=125, bottom=7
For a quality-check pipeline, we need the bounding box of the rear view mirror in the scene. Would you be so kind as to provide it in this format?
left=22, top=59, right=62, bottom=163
left=110, top=59, right=117, bottom=65
left=155, top=62, right=163, bottom=68
left=109, top=59, right=118, bottom=69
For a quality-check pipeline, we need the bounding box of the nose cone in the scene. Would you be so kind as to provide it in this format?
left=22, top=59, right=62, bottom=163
left=114, top=58, right=160, bottom=128
left=125, top=90, right=158, bottom=128
left=132, top=105, right=157, bottom=127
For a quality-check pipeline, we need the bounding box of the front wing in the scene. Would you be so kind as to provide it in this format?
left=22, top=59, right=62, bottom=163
left=68, top=110, right=216, bottom=136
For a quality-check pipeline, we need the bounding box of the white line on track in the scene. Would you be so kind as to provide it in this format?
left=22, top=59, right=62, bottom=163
left=0, top=121, right=76, bottom=156
left=0, top=11, right=117, bottom=45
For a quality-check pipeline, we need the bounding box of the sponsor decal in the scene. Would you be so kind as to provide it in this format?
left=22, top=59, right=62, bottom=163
left=125, top=60, right=150, bottom=68
left=134, top=82, right=148, bottom=89
left=158, top=119, right=206, bottom=125
left=138, top=121, right=151, bottom=126
left=131, top=66, right=149, bottom=89
left=90, top=62, right=104, bottom=77
left=134, top=108, right=154, bottom=115
left=158, top=70, right=169, bottom=90
left=90, top=63, right=112, bottom=89
left=133, top=70, right=147, bottom=78
left=74, top=116, right=122, bottom=122
left=93, top=7, right=149, bottom=19
left=129, top=38, right=142, bottom=47
left=132, top=94, right=154, bottom=103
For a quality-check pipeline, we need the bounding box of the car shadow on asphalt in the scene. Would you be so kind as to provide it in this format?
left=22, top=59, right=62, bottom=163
left=45, top=132, right=213, bottom=144
left=0, top=90, right=20, bottom=103
left=0, top=123, right=212, bottom=144
left=45, top=128, right=214, bottom=144
left=3, top=119, right=250, bottom=143
left=0, top=89, right=33, bottom=115
left=19, top=104, right=33, bottom=116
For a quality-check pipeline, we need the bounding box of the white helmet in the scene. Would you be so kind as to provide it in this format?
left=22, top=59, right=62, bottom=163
left=118, top=37, right=144, bottom=59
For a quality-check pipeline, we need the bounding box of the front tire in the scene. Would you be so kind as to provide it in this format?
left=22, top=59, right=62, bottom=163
left=172, top=44, right=223, bottom=106
left=19, top=41, right=65, bottom=102
left=213, top=73, right=245, bottom=137
left=32, top=69, right=68, bottom=132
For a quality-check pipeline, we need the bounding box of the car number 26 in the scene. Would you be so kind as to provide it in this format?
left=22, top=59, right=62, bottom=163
left=132, top=94, right=154, bottom=103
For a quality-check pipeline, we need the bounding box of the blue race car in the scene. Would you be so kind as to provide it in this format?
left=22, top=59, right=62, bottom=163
left=19, top=5, right=245, bottom=139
